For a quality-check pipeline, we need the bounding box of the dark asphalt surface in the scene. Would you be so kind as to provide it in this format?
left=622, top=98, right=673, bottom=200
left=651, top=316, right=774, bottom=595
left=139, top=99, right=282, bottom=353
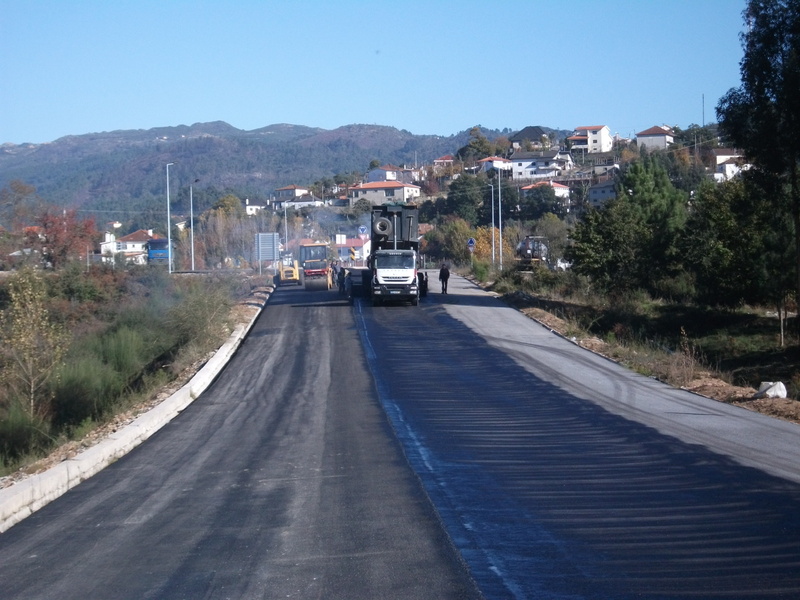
left=0, top=284, right=480, bottom=600
left=358, top=273, right=800, bottom=599
left=3, top=273, right=800, bottom=599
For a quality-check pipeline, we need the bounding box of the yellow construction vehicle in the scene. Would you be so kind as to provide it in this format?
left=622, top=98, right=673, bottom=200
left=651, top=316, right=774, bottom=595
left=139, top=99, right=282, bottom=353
left=277, top=254, right=301, bottom=285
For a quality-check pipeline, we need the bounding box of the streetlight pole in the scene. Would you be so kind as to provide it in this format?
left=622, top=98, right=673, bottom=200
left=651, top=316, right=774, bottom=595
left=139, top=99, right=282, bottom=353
left=283, top=200, right=288, bottom=252
left=498, top=176, right=503, bottom=271
left=489, top=183, right=496, bottom=267
left=166, top=163, right=174, bottom=273
left=189, top=182, right=196, bottom=271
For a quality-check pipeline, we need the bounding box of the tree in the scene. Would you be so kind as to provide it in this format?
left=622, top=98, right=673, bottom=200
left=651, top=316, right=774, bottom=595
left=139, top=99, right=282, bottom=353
left=532, top=213, right=569, bottom=267
left=567, top=156, right=689, bottom=297
left=619, top=156, right=689, bottom=296
left=445, top=175, right=484, bottom=226
left=455, top=127, right=495, bottom=165
left=519, top=185, right=562, bottom=221
left=567, top=199, right=650, bottom=294
left=26, top=207, right=98, bottom=269
left=682, top=179, right=767, bottom=307
left=717, top=0, right=800, bottom=314
left=0, top=268, right=70, bottom=419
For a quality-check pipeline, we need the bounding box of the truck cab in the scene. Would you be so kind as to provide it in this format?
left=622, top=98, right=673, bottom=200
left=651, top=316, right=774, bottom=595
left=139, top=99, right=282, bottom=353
left=369, top=204, right=421, bottom=306
left=371, top=248, right=419, bottom=305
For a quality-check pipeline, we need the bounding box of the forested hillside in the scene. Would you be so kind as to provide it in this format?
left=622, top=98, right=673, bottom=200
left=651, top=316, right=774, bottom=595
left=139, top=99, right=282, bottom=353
left=0, top=122, right=502, bottom=230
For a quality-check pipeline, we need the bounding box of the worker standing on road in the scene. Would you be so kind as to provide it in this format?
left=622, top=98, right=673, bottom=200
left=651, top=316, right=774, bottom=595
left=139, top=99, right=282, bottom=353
left=439, top=263, right=450, bottom=294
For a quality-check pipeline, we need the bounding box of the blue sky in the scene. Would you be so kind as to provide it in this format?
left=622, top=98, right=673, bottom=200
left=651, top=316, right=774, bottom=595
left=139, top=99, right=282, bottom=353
left=1, top=0, right=747, bottom=145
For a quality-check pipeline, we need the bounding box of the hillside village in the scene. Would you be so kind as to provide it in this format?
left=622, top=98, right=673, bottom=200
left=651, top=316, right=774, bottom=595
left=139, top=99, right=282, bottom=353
left=237, top=123, right=743, bottom=213
left=7, top=121, right=743, bottom=269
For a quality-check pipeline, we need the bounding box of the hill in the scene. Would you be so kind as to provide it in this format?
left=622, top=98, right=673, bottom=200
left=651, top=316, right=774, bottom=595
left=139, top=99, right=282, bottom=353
left=0, top=122, right=521, bottom=227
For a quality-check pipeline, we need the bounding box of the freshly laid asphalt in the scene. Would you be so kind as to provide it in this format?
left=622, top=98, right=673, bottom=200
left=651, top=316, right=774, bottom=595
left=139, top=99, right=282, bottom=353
left=0, top=283, right=480, bottom=600
left=1, top=273, right=800, bottom=599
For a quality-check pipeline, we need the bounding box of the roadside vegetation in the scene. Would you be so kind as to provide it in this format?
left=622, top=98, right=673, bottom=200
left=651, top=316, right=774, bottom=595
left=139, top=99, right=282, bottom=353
left=482, top=264, right=799, bottom=400
left=0, top=265, right=258, bottom=473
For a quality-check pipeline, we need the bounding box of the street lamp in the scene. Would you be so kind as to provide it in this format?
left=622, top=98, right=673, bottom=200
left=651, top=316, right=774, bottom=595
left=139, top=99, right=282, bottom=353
left=166, top=163, right=174, bottom=273
left=190, top=180, right=199, bottom=271
left=488, top=183, right=496, bottom=267
left=498, top=176, right=504, bottom=271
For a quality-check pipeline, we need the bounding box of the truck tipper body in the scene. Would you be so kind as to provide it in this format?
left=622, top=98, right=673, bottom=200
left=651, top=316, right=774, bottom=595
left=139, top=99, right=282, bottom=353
left=369, top=204, right=420, bottom=306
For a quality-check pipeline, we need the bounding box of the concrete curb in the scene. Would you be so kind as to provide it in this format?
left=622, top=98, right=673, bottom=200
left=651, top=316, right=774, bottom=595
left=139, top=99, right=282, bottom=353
left=0, top=287, right=271, bottom=534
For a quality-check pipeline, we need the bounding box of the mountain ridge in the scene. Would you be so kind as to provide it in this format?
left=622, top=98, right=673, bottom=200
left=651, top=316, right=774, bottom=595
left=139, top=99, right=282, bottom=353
left=0, top=121, right=562, bottom=231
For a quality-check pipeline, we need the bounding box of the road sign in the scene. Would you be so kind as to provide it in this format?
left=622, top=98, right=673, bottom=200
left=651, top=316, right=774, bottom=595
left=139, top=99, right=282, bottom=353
left=467, top=238, right=476, bottom=248
left=358, top=225, right=367, bottom=235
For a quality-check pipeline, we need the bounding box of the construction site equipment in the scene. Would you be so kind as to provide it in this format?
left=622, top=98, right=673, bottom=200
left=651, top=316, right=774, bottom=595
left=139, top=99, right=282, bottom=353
left=299, top=242, right=332, bottom=291
left=369, top=204, right=420, bottom=306
left=277, top=255, right=301, bottom=285
left=515, top=235, right=548, bottom=270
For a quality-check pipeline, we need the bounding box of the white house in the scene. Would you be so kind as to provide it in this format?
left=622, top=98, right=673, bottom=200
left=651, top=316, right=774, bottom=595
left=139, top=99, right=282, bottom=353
left=510, top=149, right=574, bottom=181
left=711, top=148, right=751, bottom=182
left=366, top=164, right=419, bottom=184
left=636, top=125, right=674, bottom=151
left=335, top=237, right=370, bottom=266
left=433, top=154, right=455, bottom=171
left=245, top=198, right=266, bottom=216
left=284, top=194, right=326, bottom=209
left=477, top=156, right=512, bottom=174
left=348, top=181, right=421, bottom=205
left=521, top=180, right=571, bottom=200
left=568, top=125, right=613, bottom=154
left=275, top=184, right=311, bottom=199
left=99, top=229, right=157, bottom=265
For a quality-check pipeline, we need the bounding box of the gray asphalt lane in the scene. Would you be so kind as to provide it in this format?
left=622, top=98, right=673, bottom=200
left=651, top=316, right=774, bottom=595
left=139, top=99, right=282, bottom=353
left=359, top=273, right=800, bottom=599
left=0, top=285, right=480, bottom=600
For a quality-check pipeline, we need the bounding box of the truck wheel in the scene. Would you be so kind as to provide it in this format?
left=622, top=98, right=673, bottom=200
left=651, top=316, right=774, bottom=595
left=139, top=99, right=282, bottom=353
left=372, top=297, right=381, bottom=307
left=412, top=296, right=419, bottom=306
left=373, top=217, right=393, bottom=237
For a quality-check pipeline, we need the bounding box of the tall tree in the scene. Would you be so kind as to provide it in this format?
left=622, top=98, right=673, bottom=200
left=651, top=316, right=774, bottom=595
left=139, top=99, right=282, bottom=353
left=717, top=0, right=800, bottom=314
left=567, top=156, right=688, bottom=297
left=446, top=175, right=484, bottom=226
left=682, top=179, right=768, bottom=307
left=620, top=156, right=689, bottom=295
left=0, top=268, right=70, bottom=419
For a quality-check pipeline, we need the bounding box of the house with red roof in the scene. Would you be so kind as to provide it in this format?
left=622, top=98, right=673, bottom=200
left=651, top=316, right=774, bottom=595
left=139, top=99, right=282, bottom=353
left=348, top=181, right=421, bottom=206
left=477, top=156, right=512, bottom=174
left=99, top=228, right=158, bottom=265
left=521, top=180, right=571, bottom=200
left=636, top=125, right=674, bottom=151
left=568, top=125, right=612, bottom=154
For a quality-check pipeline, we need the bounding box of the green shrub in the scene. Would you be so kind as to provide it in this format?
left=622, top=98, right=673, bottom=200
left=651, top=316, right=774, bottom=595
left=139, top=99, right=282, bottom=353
left=51, top=358, right=124, bottom=427
left=0, top=405, right=51, bottom=466
left=471, top=260, right=490, bottom=283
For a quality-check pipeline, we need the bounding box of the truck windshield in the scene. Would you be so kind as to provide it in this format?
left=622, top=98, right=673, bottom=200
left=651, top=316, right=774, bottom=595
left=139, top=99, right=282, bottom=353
left=375, top=254, right=415, bottom=269
left=300, top=245, right=327, bottom=263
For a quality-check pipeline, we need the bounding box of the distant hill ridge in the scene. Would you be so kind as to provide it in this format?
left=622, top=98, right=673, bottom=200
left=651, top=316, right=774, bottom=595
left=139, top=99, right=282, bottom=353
left=0, top=121, right=563, bottom=227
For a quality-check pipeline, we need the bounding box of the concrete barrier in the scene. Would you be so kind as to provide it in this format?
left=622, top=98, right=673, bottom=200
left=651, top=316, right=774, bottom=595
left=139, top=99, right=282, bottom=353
left=0, top=288, right=270, bottom=533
